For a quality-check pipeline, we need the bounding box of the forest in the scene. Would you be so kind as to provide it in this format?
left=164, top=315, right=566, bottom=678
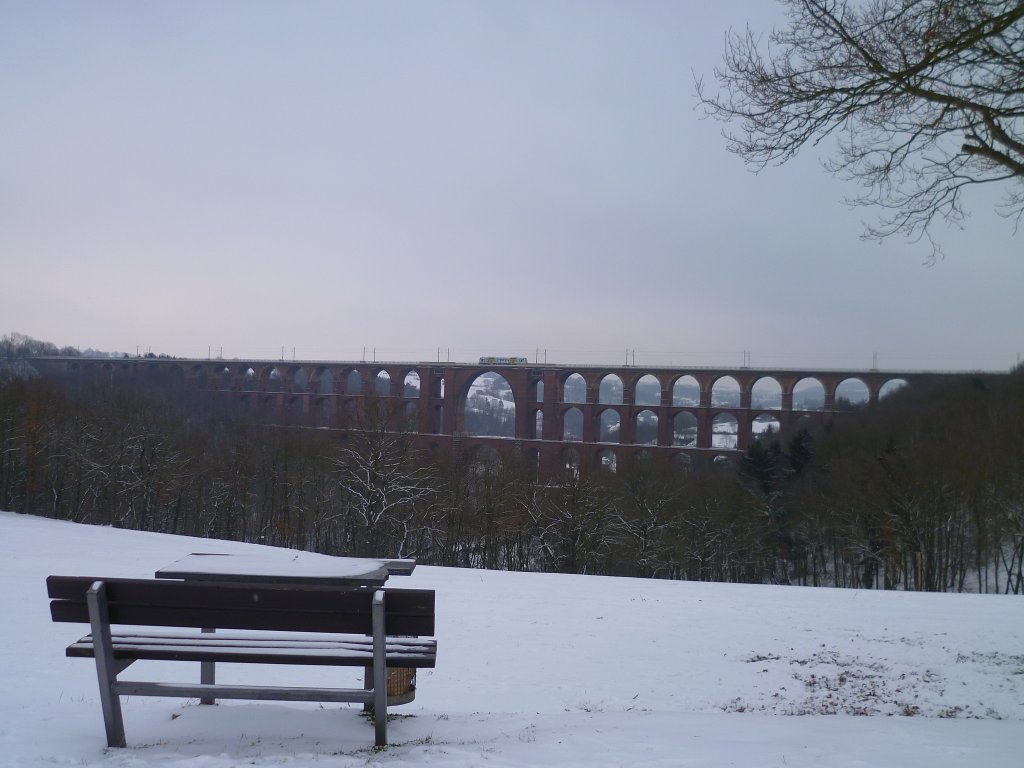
left=2, top=338, right=1022, bottom=594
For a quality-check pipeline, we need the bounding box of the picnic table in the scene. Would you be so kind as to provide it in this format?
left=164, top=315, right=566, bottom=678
left=155, top=551, right=421, bottom=706
left=155, top=551, right=417, bottom=586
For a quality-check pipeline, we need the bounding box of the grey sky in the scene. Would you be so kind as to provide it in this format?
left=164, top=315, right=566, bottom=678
left=2, top=1, right=1020, bottom=371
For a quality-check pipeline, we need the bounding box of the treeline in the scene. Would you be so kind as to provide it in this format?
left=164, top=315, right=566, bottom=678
left=0, top=332, right=83, bottom=359
left=0, top=332, right=81, bottom=384
left=0, top=365, right=1022, bottom=593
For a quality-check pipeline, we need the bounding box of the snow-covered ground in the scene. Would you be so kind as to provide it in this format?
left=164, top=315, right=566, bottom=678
left=2, top=510, right=1022, bottom=767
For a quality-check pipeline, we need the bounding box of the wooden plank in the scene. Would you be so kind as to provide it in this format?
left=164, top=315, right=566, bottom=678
left=50, top=575, right=388, bottom=607
left=48, top=576, right=434, bottom=614
left=115, top=681, right=376, bottom=704
left=72, top=629, right=438, bottom=650
left=65, top=631, right=438, bottom=668
left=51, top=601, right=434, bottom=636
left=48, top=577, right=435, bottom=636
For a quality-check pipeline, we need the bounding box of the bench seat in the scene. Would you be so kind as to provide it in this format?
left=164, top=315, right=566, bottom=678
left=66, top=629, right=438, bottom=667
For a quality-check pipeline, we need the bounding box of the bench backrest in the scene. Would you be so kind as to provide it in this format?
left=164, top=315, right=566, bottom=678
left=47, top=576, right=435, bottom=636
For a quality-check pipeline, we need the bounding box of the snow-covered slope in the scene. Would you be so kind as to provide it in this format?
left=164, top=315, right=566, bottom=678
left=2, top=511, right=1022, bottom=767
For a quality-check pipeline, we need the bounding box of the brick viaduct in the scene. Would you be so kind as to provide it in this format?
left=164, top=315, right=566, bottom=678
left=36, top=356, right=962, bottom=475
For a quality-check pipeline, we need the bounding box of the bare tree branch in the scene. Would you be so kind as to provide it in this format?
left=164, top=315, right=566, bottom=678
left=696, top=0, right=1024, bottom=259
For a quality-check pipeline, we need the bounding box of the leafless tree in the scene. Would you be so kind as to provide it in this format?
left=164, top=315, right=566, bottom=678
left=329, top=405, right=437, bottom=557
left=696, top=0, right=1024, bottom=258
left=530, top=470, right=624, bottom=574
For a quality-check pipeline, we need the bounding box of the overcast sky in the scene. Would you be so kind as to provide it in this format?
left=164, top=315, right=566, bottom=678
left=1, top=1, right=1020, bottom=371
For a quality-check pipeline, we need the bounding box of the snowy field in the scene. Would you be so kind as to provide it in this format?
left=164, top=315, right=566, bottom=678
left=2, top=510, right=1022, bottom=767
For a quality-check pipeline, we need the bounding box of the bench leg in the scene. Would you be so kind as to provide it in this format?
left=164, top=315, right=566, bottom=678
left=200, top=628, right=216, bottom=705
left=362, top=666, right=372, bottom=712
left=86, top=582, right=127, bottom=748
left=372, top=590, right=387, bottom=747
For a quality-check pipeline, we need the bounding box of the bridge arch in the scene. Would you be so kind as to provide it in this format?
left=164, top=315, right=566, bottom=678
left=673, top=453, right=693, bottom=473
left=712, top=412, right=739, bottom=449
left=259, top=366, right=283, bottom=392
left=314, top=367, right=334, bottom=395
left=402, top=401, right=419, bottom=429
left=634, top=409, right=658, bottom=445
left=164, top=364, right=184, bottom=390
left=373, top=369, right=392, bottom=397
left=597, top=447, right=618, bottom=473
left=711, top=376, right=740, bottom=407
left=342, top=399, right=359, bottom=425
left=242, top=367, right=258, bottom=391
left=459, top=370, right=517, bottom=439
left=598, top=374, right=623, bottom=404
left=560, top=446, right=581, bottom=480
left=880, top=378, right=908, bottom=398
left=344, top=369, right=362, bottom=396
left=634, top=374, right=661, bottom=406
left=672, top=410, right=698, bottom=446
left=187, top=364, right=207, bottom=389
left=561, top=372, right=587, bottom=404
left=562, top=406, right=583, bottom=441
left=285, top=366, right=309, bottom=393
left=403, top=370, right=420, bottom=397
left=260, top=393, right=280, bottom=423
left=216, top=366, right=232, bottom=390
left=672, top=375, right=700, bottom=406
left=835, top=377, right=869, bottom=409
left=752, top=376, right=782, bottom=409
left=599, top=408, right=620, bottom=443
left=140, top=361, right=162, bottom=385
left=752, top=412, right=781, bottom=442
left=314, top=397, right=332, bottom=427
left=525, top=447, right=541, bottom=478
left=792, top=377, right=825, bottom=411
left=285, top=395, right=305, bottom=424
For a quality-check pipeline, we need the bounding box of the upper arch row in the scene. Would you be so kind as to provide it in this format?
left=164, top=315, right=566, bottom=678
left=557, top=372, right=905, bottom=408
left=72, top=360, right=910, bottom=408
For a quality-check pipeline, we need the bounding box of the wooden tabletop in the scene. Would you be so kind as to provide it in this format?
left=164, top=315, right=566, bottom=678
left=155, top=552, right=416, bottom=587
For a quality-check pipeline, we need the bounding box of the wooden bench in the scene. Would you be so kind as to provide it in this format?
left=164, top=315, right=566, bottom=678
left=47, top=575, right=437, bottom=748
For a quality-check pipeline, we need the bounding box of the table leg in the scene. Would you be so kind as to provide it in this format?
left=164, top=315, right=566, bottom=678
left=201, top=628, right=215, bottom=705
left=363, top=666, right=372, bottom=712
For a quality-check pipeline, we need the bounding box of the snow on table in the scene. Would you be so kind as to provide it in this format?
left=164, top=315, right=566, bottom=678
left=155, top=551, right=411, bottom=585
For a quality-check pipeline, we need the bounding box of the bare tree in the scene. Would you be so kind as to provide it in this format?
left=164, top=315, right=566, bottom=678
left=696, top=0, right=1024, bottom=258
left=617, top=457, right=683, bottom=578
left=530, top=469, right=624, bottom=574
left=329, top=404, right=437, bottom=557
